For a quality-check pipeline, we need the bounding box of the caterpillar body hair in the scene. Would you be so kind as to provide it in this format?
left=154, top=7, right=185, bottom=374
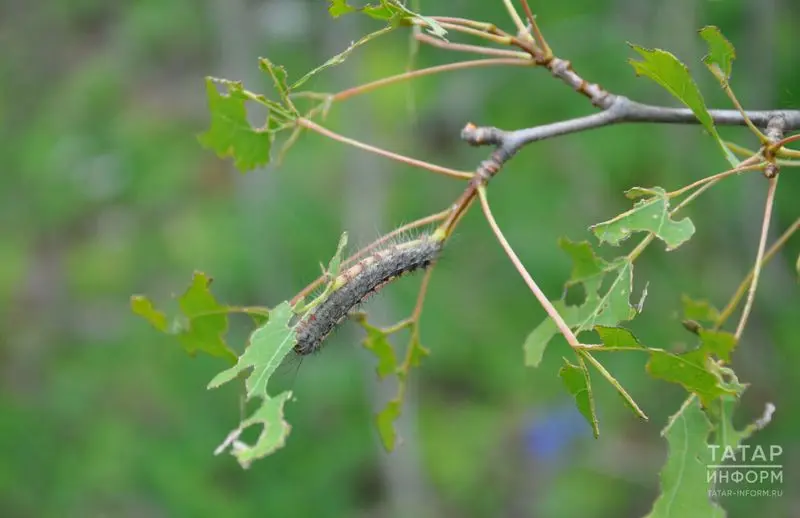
left=293, top=234, right=444, bottom=355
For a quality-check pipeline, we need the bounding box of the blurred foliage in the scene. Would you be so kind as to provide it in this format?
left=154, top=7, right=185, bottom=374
left=1, top=1, right=798, bottom=517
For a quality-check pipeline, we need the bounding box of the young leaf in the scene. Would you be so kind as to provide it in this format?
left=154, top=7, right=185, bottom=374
left=198, top=78, right=274, bottom=172
left=208, top=301, right=296, bottom=398
left=258, top=58, right=295, bottom=113
left=628, top=45, right=738, bottom=166
left=328, top=0, right=356, bottom=17
left=559, top=357, right=599, bottom=438
left=699, top=26, right=735, bottom=81
left=590, top=187, right=695, bottom=251
left=681, top=294, right=721, bottom=323
left=644, top=397, right=725, bottom=518
left=376, top=398, right=403, bottom=451
left=219, top=391, right=293, bottom=469
left=353, top=314, right=399, bottom=378
left=327, top=0, right=447, bottom=39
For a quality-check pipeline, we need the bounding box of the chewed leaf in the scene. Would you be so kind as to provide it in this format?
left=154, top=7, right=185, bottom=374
left=644, top=397, right=724, bottom=518
left=353, top=314, right=398, bottom=378
left=646, top=350, right=737, bottom=406
left=681, top=294, right=720, bottom=323
left=590, top=187, right=695, bottom=250
left=208, top=302, right=296, bottom=399
left=376, top=399, right=402, bottom=451
left=559, top=358, right=599, bottom=438
left=175, top=272, right=237, bottom=362
left=524, top=243, right=636, bottom=366
left=198, top=78, right=274, bottom=172
left=628, top=44, right=738, bottom=166
left=699, top=26, right=735, bottom=81
left=217, top=391, right=293, bottom=469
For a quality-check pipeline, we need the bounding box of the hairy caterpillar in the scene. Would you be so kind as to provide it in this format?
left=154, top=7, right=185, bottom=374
left=293, top=234, right=444, bottom=355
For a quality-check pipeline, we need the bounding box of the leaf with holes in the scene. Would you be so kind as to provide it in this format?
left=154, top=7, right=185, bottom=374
left=218, top=391, right=293, bottom=469
left=590, top=187, right=695, bottom=250
left=647, top=349, right=738, bottom=406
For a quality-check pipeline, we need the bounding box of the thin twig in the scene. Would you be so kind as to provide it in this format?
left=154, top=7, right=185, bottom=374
left=668, top=162, right=765, bottom=197
left=415, top=32, right=531, bottom=58
left=331, top=58, right=531, bottom=102
left=477, top=185, right=581, bottom=348
left=715, top=217, right=800, bottom=330
left=735, top=176, right=779, bottom=339
left=519, top=0, right=549, bottom=56
left=298, top=118, right=473, bottom=180
left=502, top=0, right=534, bottom=43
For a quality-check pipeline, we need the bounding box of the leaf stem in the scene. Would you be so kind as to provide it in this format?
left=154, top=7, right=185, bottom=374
left=478, top=186, right=581, bottom=348
left=415, top=33, right=531, bottom=59
left=734, top=176, right=779, bottom=339
left=667, top=162, right=764, bottom=198
left=502, top=0, right=534, bottom=43
left=714, top=217, right=800, bottom=329
left=297, top=118, right=473, bottom=180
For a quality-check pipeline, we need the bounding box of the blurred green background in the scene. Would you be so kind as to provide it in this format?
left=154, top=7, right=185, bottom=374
left=1, top=1, right=798, bottom=517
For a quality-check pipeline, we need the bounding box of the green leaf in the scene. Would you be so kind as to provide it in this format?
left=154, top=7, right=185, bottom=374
left=376, top=399, right=402, bottom=451
left=131, top=295, right=168, bottom=332
left=698, top=329, right=737, bottom=363
left=681, top=294, right=721, bottom=322
left=558, top=237, right=609, bottom=283
left=571, top=260, right=637, bottom=331
left=174, top=272, right=237, bottom=362
left=559, top=357, right=599, bottom=438
left=208, top=302, right=296, bottom=398
left=590, top=187, right=695, bottom=250
left=219, top=391, right=293, bottom=469
left=699, top=26, right=735, bottom=81
left=644, top=397, right=724, bottom=518
left=595, top=325, right=645, bottom=348
left=197, top=78, right=273, bottom=172
left=628, top=44, right=738, bottom=166
left=353, top=314, right=398, bottom=378
left=646, top=350, right=737, bottom=407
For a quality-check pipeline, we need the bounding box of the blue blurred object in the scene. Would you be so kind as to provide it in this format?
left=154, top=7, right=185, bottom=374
left=524, top=402, right=593, bottom=463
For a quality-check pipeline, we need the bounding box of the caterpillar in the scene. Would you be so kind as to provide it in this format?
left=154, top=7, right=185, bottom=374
left=293, top=234, right=444, bottom=355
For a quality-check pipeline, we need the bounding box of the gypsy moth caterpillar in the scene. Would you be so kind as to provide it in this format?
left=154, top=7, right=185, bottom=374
left=293, top=234, right=443, bottom=355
